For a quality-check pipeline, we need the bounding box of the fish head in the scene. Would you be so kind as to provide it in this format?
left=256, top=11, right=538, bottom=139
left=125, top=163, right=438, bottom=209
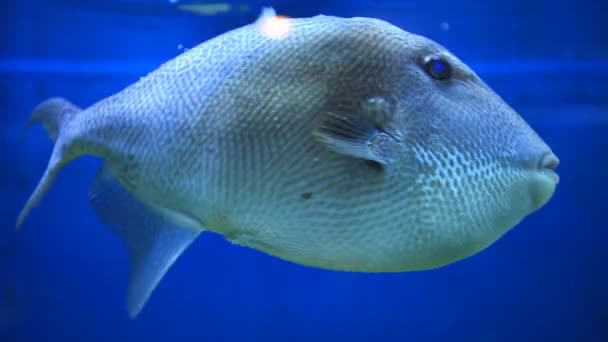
left=281, top=17, right=559, bottom=268
left=386, top=32, right=559, bottom=262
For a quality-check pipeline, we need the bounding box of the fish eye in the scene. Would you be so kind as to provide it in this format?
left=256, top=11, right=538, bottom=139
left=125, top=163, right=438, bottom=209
left=424, top=55, right=452, bottom=81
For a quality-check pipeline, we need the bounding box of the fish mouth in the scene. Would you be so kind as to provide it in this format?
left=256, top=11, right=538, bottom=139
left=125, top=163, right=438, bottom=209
left=540, top=168, right=560, bottom=185
left=538, top=152, right=560, bottom=185
left=528, top=152, right=560, bottom=211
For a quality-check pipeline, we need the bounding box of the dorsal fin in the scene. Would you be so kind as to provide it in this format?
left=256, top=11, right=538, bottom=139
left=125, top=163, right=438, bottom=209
left=256, top=7, right=277, bottom=23
left=88, top=165, right=201, bottom=318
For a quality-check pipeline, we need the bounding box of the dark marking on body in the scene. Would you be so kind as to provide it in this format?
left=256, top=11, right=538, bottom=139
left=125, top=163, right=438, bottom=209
left=301, top=192, right=313, bottom=200
left=365, top=160, right=384, bottom=172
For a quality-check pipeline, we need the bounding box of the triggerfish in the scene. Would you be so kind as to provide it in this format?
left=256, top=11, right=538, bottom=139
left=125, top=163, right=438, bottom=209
left=17, top=9, right=559, bottom=317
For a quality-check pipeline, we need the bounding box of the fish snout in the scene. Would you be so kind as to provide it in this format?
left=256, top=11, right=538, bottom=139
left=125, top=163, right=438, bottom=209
left=539, top=152, right=559, bottom=171
left=516, top=136, right=560, bottom=184
left=538, top=151, right=560, bottom=185
left=526, top=150, right=560, bottom=211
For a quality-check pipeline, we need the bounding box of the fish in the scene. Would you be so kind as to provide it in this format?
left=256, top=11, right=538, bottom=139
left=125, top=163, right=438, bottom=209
left=177, top=3, right=233, bottom=16
left=16, top=8, right=559, bottom=318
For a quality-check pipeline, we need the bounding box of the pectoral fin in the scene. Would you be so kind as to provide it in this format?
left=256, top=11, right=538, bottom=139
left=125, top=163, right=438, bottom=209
left=88, top=165, right=201, bottom=318
left=312, top=111, right=402, bottom=165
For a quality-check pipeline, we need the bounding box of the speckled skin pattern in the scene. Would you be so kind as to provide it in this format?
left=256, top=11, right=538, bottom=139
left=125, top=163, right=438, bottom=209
left=53, top=15, right=557, bottom=271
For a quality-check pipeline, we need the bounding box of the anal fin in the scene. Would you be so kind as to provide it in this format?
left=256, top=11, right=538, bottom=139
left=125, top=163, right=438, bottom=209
left=88, top=165, right=201, bottom=318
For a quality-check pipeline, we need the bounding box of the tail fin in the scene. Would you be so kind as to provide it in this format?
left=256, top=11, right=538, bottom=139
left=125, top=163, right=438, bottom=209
left=16, top=98, right=83, bottom=229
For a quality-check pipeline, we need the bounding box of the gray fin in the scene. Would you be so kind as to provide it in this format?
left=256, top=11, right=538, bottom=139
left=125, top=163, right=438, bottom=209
left=16, top=98, right=82, bottom=229
left=312, top=111, right=401, bottom=164
left=88, top=165, right=201, bottom=318
left=24, top=97, right=81, bottom=142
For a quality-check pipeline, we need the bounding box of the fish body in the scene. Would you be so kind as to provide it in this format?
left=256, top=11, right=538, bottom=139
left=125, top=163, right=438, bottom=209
left=18, top=11, right=559, bottom=317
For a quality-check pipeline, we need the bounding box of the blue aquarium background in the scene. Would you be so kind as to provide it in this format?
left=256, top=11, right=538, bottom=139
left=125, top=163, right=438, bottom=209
left=1, top=0, right=606, bottom=341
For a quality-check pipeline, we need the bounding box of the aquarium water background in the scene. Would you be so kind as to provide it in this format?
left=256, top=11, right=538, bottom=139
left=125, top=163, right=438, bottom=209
left=0, top=0, right=606, bottom=341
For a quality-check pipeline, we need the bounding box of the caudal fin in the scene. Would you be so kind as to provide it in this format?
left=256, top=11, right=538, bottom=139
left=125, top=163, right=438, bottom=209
left=16, top=98, right=83, bottom=229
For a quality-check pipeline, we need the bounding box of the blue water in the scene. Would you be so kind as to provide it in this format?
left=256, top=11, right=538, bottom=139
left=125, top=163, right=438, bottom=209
left=1, top=0, right=607, bottom=341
